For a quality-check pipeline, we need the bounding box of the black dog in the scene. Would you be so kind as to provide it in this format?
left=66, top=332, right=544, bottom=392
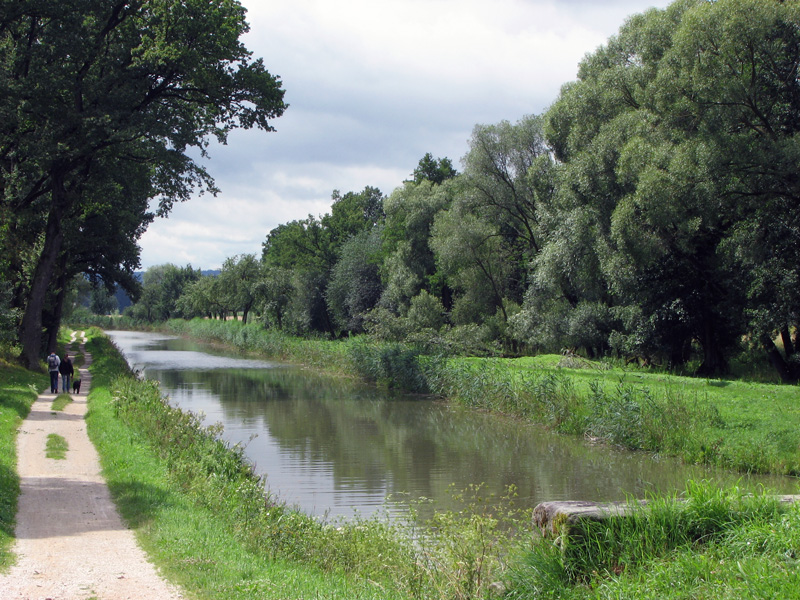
left=72, top=379, right=82, bottom=394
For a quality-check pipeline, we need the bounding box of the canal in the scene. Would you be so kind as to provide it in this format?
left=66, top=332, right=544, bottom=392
left=107, top=330, right=795, bottom=520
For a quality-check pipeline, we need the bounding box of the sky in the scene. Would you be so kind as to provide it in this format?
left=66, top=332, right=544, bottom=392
left=138, top=0, right=673, bottom=270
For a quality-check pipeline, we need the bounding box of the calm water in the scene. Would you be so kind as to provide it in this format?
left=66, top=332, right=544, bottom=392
left=107, top=330, right=798, bottom=519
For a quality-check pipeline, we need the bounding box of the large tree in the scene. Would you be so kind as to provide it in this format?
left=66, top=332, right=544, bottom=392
left=1, top=0, right=286, bottom=367
left=518, top=0, right=800, bottom=378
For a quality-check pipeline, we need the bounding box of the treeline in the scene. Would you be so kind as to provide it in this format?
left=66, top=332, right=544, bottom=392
left=7, top=0, right=799, bottom=384
left=124, top=0, right=800, bottom=382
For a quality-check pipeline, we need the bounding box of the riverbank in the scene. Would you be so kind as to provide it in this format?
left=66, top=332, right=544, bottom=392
left=0, top=333, right=183, bottom=599
left=161, top=318, right=800, bottom=478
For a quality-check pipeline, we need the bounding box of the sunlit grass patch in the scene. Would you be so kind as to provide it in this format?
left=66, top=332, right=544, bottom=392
left=51, top=393, right=73, bottom=412
left=46, top=434, right=68, bottom=459
left=505, top=482, right=800, bottom=599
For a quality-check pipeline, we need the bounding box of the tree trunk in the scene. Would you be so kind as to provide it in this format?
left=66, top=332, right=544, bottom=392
left=19, top=176, right=66, bottom=369
left=780, top=325, right=795, bottom=357
left=695, top=318, right=729, bottom=377
left=761, top=332, right=797, bottom=384
left=46, top=259, right=69, bottom=354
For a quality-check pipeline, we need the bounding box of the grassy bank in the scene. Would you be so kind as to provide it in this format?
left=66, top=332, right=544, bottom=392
left=0, top=361, right=41, bottom=569
left=429, top=357, right=800, bottom=477
left=504, top=483, right=800, bottom=599
left=160, top=319, right=800, bottom=477
left=85, top=329, right=527, bottom=599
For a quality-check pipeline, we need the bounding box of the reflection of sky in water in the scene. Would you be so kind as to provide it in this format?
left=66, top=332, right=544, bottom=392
left=109, top=330, right=277, bottom=373
left=107, top=330, right=800, bottom=520
left=133, top=350, right=275, bottom=371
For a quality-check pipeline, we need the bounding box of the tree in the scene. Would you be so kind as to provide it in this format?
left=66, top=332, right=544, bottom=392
left=379, top=178, right=455, bottom=314
left=1, top=0, right=286, bottom=367
left=218, top=253, right=261, bottom=324
left=255, top=266, right=293, bottom=330
left=649, top=0, right=800, bottom=379
left=326, top=227, right=384, bottom=334
left=430, top=206, right=514, bottom=326
left=177, top=275, right=228, bottom=320
left=516, top=0, right=800, bottom=378
left=462, top=115, right=553, bottom=259
left=127, top=264, right=200, bottom=323
left=411, top=153, right=458, bottom=185
left=262, top=187, right=385, bottom=335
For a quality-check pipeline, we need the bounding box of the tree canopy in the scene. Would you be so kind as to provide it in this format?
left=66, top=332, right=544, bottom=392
left=1, top=0, right=286, bottom=367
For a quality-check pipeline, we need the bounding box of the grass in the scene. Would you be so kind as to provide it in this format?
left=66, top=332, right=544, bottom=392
left=45, top=434, right=68, bottom=459
left=430, top=356, right=800, bottom=476
left=504, top=481, right=800, bottom=599
left=0, top=360, right=42, bottom=570
left=51, top=393, right=73, bottom=412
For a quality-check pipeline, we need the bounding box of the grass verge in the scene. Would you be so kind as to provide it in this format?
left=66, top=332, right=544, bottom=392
left=0, top=361, right=41, bottom=570
left=51, top=393, right=73, bottom=412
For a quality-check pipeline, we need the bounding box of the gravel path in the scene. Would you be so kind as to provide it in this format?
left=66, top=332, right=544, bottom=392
left=0, top=334, right=184, bottom=600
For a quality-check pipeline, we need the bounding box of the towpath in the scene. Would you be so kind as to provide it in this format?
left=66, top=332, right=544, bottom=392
left=0, top=332, right=184, bottom=600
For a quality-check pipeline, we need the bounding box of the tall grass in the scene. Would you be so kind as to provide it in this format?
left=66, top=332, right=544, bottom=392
left=165, top=319, right=351, bottom=372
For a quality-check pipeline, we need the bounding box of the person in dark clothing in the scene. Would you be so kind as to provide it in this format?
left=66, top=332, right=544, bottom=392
left=59, top=354, right=74, bottom=393
left=47, top=351, right=61, bottom=393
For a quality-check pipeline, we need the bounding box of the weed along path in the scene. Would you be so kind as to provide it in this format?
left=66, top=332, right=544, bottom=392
left=0, top=333, right=184, bottom=600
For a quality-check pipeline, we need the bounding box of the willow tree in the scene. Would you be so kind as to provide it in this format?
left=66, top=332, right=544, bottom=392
left=0, top=0, right=286, bottom=367
left=517, top=0, right=800, bottom=378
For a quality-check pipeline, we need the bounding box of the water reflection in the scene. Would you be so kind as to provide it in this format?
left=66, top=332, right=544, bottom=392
left=107, top=330, right=798, bottom=519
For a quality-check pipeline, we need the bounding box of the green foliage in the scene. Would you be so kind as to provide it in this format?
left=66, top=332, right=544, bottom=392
left=520, top=0, right=800, bottom=379
left=126, top=264, right=201, bottom=323
left=326, top=228, right=384, bottom=333
left=410, top=153, right=458, bottom=185
left=405, top=290, right=446, bottom=332
left=0, top=281, right=19, bottom=358
left=217, top=254, right=262, bottom=324
left=345, top=337, right=433, bottom=393
left=378, top=178, right=455, bottom=317
left=2, top=0, right=286, bottom=368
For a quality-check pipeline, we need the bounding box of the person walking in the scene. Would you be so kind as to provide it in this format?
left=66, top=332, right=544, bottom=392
left=47, top=351, right=60, bottom=394
left=59, top=353, right=74, bottom=393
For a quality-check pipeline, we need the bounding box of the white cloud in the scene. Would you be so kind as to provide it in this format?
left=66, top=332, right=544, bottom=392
left=138, top=0, right=672, bottom=270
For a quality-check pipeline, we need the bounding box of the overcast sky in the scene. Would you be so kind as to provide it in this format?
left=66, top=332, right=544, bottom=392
left=138, top=0, right=672, bottom=270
